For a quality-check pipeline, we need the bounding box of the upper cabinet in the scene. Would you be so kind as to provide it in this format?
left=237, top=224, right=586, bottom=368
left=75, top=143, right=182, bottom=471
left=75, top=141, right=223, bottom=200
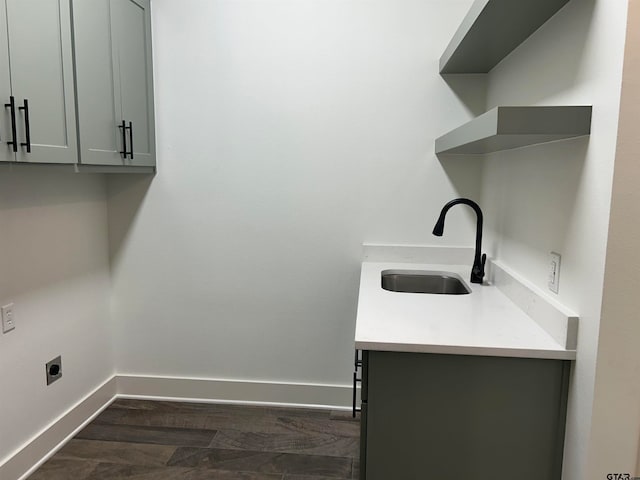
left=73, top=0, right=156, bottom=169
left=0, top=0, right=78, bottom=164
left=440, top=0, right=570, bottom=74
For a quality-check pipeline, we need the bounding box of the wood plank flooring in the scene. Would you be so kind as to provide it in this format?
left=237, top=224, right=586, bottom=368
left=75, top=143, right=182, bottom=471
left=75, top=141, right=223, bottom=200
left=29, top=399, right=360, bottom=480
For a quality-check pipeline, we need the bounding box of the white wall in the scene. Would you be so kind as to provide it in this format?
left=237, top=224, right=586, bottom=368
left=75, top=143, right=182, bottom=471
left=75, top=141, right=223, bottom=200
left=0, top=170, right=114, bottom=465
left=478, top=1, right=628, bottom=478
left=0, top=1, right=635, bottom=477
left=107, top=0, right=481, bottom=389
left=589, top=1, right=640, bottom=476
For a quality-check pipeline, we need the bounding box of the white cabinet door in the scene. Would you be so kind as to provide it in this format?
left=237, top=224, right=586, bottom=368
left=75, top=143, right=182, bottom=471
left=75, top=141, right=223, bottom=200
left=0, top=3, right=12, bottom=163
left=5, top=0, right=77, bottom=164
left=111, top=0, right=155, bottom=167
left=74, top=0, right=155, bottom=167
left=73, top=0, right=123, bottom=166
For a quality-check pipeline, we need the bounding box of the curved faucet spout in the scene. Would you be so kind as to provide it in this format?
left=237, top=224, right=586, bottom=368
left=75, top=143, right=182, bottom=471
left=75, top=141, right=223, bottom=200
left=432, top=198, right=486, bottom=284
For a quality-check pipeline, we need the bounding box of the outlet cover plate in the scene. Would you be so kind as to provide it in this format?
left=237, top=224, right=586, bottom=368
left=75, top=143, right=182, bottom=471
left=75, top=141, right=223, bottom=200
left=548, top=252, right=561, bottom=294
left=2, top=303, right=15, bottom=333
left=46, top=356, right=62, bottom=385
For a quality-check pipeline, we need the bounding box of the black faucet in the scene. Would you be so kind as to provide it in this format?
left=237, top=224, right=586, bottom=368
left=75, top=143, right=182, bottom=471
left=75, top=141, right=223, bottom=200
left=432, top=198, right=486, bottom=284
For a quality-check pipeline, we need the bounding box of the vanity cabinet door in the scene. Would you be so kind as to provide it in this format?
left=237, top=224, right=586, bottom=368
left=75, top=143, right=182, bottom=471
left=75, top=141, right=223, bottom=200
left=357, top=350, right=368, bottom=480
left=359, top=402, right=367, bottom=480
left=361, top=351, right=569, bottom=480
left=5, top=0, right=77, bottom=164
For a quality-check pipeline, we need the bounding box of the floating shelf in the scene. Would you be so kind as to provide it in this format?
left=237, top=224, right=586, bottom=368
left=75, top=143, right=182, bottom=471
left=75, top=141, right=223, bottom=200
left=435, top=106, right=592, bottom=155
left=440, top=0, right=570, bottom=74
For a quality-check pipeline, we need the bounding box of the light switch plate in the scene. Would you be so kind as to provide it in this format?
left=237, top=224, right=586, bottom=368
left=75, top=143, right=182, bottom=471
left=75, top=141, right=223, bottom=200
left=2, top=303, right=15, bottom=333
left=548, top=252, right=561, bottom=294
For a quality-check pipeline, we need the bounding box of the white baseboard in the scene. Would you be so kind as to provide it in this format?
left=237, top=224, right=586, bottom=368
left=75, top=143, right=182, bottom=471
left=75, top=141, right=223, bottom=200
left=116, top=374, right=355, bottom=410
left=1, top=376, right=117, bottom=480
left=0, top=375, right=355, bottom=480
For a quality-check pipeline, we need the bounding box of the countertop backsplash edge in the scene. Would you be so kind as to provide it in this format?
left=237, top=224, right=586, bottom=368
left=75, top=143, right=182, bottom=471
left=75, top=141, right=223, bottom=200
left=362, top=244, right=474, bottom=264
left=488, top=259, right=579, bottom=351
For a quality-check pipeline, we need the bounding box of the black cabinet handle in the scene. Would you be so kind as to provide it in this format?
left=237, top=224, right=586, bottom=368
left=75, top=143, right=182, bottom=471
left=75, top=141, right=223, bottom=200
left=119, top=120, right=128, bottom=158
left=119, top=120, right=134, bottom=159
left=19, top=99, right=31, bottom=153
left=128, top=121, right=134, bottom=159
left=4, top=96, right=17, bottom=153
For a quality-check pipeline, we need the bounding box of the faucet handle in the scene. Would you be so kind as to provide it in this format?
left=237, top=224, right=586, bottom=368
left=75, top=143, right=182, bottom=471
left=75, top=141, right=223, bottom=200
left=471, top=254, right=487, bottom=284
left=479, top=253, right=487, bottom=277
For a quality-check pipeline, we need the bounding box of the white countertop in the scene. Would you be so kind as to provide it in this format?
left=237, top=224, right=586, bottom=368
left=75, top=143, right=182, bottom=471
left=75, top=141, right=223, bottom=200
left=355, top=259, right=576, bottom=360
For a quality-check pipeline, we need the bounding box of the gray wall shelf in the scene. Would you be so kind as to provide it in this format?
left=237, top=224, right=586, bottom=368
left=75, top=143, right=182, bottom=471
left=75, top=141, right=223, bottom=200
left=440, top=0, right=570, bottom=74
left=435, top=106, right=592, bottom=155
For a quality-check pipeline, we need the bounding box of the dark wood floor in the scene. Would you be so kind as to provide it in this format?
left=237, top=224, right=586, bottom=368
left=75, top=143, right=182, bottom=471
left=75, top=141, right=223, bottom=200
left=29, top=399, right=360, bottom=480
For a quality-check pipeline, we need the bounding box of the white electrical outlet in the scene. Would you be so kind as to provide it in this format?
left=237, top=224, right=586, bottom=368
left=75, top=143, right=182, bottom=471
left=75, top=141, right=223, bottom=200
left=548, top=252, right=561, bottom=294
left=2, top=303, right=15, bottom=333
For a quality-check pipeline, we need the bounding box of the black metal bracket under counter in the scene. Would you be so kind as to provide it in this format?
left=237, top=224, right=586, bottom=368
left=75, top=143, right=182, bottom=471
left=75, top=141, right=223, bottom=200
left=352, top=349, right=362, bottom=418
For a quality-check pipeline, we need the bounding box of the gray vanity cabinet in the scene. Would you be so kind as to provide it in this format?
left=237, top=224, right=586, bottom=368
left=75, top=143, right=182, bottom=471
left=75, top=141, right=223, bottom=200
left=0, top=0, right=77, bottom=164
left=73, top=0, right=155, bottom=168
left=359, top=350, right=570, bottom=480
